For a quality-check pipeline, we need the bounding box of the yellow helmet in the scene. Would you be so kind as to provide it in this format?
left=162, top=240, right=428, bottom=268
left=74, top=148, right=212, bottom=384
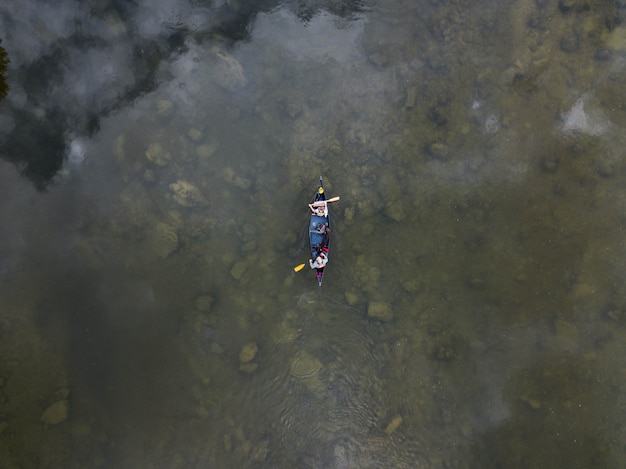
left=318, top=187, right=324, bottom=194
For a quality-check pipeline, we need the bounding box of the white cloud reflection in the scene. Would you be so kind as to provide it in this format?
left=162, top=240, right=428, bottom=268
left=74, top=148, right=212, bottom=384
left=0, top=0, right=371, bottom=186
left=253, top=9, right=365, bottom=62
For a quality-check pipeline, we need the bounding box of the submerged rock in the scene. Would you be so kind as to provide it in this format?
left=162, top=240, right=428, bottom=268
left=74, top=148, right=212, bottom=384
left=230, top=261, right=247, bottom=280
left=41, top=400, right=69, bottom=425
left=232, top=176, right=252, bottom=190
left=289, top=351, right=323, bottom=379
left=368, top=301, right=393, bottom=321
left=239, top=363, right=259, bottom=373
left=114, top=135, right=126, bottom=159
left=345, top=291, right=360, bottom=305
left=384, top=200, right=406, bottom=222
left=146, top=142, right=171, bottom=166
left=156, top=100, right=174, bottom=119
left=270, top=320, right=298, bottom=345
left=384, top=415, right=403, bottom=435
left=251, top=438, right=269, bottom=461
left=287, top=349, right=327, bottom=392
left=153, top=222, right=178, bottom=258
left=290, top=351, right=326, bottom=394
left=239, top=342, right=258, bottom=363
left=433, top=345, right=456, bottom=361
left=606, top=26, right=626, bottom=51
left=196, top=143, right=217, bottom=160
left=426, top=142, right=449, bottom=161
left=195, top=295, right=213, bottom=312
left=169, top=180, right=206, bottom=207
left=210, top=47, right=247, bottom=91
left=188, top=128, right=203, bottom=142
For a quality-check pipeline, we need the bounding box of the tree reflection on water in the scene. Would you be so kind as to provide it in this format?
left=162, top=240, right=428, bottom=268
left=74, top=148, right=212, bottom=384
left=0, top=39, right=8, bottom=101
left=0, top=0, right=367, bottom=189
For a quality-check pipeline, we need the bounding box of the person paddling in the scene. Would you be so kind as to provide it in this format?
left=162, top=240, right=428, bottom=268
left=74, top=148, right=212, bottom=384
left=308, top=200, right=328, bottom=217
left=309, top=249, right=328, bottom=269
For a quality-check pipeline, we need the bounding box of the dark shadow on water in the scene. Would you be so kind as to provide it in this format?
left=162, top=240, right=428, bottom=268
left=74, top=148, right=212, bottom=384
left=0, top=0, right=369, bottom=189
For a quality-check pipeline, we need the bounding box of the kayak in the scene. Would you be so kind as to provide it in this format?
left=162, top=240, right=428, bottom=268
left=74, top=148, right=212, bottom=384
left=309, top=176, right=330, bottom=286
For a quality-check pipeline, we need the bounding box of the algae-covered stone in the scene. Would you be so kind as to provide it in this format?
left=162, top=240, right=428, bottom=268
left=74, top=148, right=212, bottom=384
left=156, top=100, right=174, bottom=119
left=153, top=222, right=178, bottom=258
left=384, top=415, right=403, bottom=435
left=224, top=434, right=233, bottom=451
left=239, top=362, right=259, bottom=373
left=230, top=261, right=247, bottom=280
left=553, top=319, right=578, bottom=340
left=521, top=395, right=541, bottom=410
left=384, top=200, right=406, bottom=222
left=368, top=301, right=393, bottom=321
left=169, top=180, right=206, bottom=206
left=196, top=143, right=217, bottom=159
left=41, top=400, right=69, bottom=425
left=195, top=295, right=213, bottom=312
left=405, top=85, right=418, bottom=109
left=233, top=176, right=252, bottom=190
left=211, top=342, right=224, bottom=354
left=607, top=26, right=626, bottom=51
left=433, top=345, right=456, bottom=361
left=251, top=438, right=269, bottom=461
left=427, top=142, right=449, bottom=161
left=270, top=320, right=298, bottom=345
left=290, top=351, right=325, bottom=394
left=114, top=135, right=126, bottom=159
left=188, top=128, right=203, bottom=142
left=289, top=351, right=323, bottom=379
left=344, top=206, right=354, bottom=225
left=220, top=166, right=235, bottom=182
left=239, top=342, right=258, bottom=363
left=146, top=142, right=171, bottom=166
left=241, top=241, right=257, bottom=252
left=345, top=291, right=359, bottom=305
left=210, top=46, right=247, bottom=91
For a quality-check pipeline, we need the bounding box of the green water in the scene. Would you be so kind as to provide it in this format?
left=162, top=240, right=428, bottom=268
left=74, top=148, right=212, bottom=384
left=1, top=0, right=626, bottom=467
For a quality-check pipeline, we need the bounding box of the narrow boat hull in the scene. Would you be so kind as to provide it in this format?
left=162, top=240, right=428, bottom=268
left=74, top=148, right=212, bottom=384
left=309, top=177, right=329, bottom=286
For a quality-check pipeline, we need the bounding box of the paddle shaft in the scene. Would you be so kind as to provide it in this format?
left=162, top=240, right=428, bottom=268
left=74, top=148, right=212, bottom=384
left=311, top=196, right=339, bottom=207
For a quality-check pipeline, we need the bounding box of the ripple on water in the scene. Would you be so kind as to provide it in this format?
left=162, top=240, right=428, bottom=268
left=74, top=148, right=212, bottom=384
left=245, top=314, right=430, bottom=467
left=289, top=350, right=323, bottom=379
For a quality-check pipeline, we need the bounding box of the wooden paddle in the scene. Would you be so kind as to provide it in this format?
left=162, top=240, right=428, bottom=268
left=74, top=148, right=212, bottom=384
left=311, top=196, right=340, bottom=206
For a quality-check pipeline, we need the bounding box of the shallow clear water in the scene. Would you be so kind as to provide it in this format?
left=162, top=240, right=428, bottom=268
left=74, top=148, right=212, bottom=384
left=1, top=0, right=626, bottom=467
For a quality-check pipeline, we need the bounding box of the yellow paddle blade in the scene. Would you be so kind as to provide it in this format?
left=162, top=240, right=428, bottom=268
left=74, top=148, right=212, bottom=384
left=294, top=263, right=306, bottom=272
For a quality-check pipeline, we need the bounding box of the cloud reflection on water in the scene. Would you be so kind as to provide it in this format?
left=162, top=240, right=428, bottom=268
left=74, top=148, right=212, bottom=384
left=0, top=0, right=367, bottom=187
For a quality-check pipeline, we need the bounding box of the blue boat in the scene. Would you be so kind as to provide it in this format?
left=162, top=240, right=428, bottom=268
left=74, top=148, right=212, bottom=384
left=309, top=176, right=331, bottom=286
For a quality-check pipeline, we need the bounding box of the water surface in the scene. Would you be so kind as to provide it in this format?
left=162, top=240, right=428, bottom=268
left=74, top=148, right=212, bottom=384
left=1, top=0, right=626, bottom=467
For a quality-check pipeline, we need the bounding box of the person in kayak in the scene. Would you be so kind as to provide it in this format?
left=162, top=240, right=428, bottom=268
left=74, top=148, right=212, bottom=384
left=309, top=248, right=328, bottom=269
left=312, top=224, right=331, bottom=251
left=319, top=224, right=330, bottom=248
left=309, top=200, right=328, bottom=217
